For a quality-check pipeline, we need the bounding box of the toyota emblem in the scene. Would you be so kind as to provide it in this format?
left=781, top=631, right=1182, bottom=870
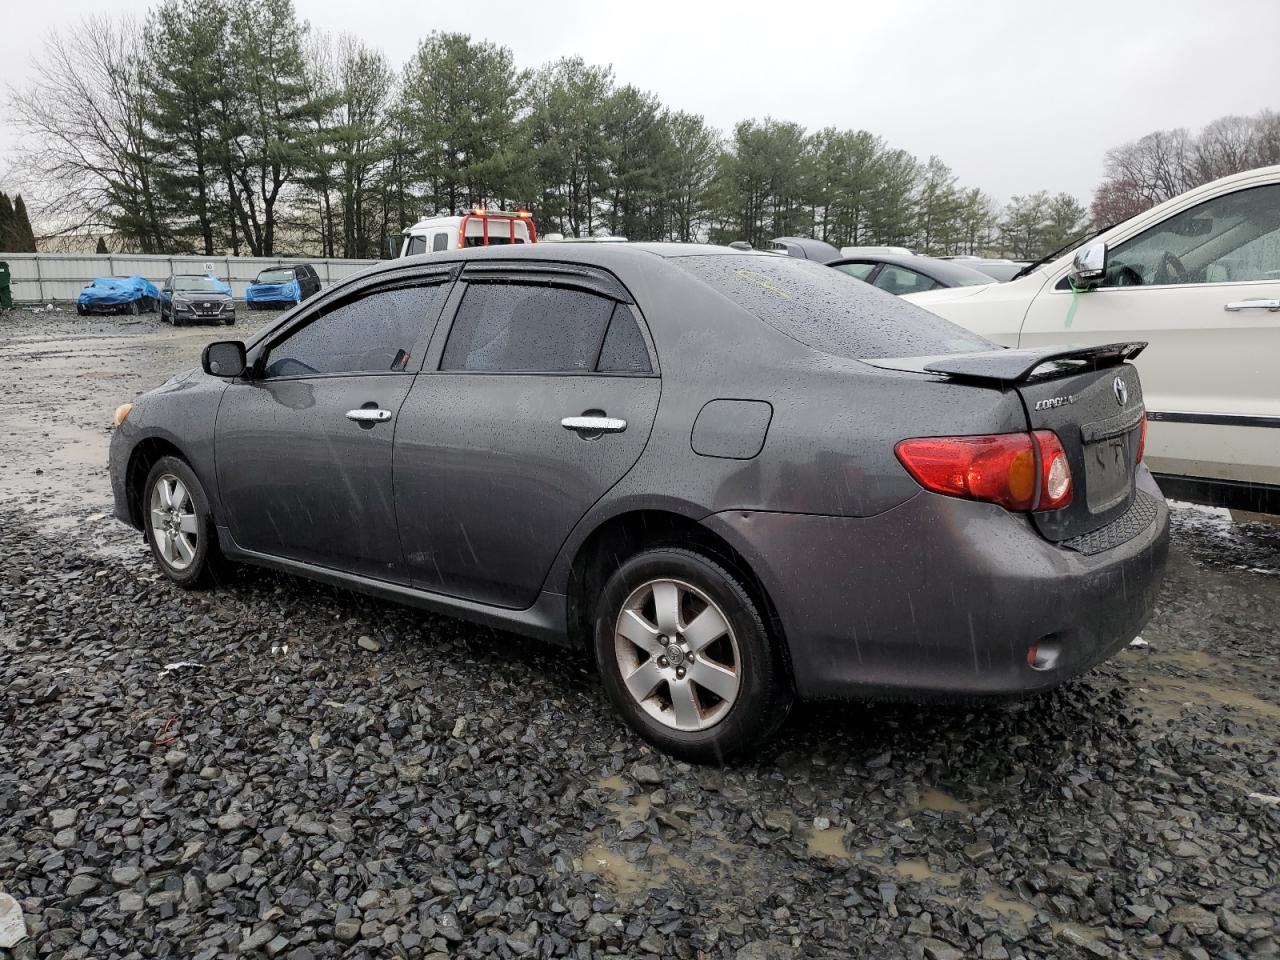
left=1113, top=377, right=1128, bottom=406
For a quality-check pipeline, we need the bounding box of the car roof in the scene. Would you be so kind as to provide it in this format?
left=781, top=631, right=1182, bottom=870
left=375, top=242, right=781, bottom=272
left=829, top=253, right=995, bottom=286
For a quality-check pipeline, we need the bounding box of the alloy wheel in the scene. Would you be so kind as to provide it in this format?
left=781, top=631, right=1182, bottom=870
left=613, top=578, right=741, bottom=732
left=149, top=474, right=199, bottom=570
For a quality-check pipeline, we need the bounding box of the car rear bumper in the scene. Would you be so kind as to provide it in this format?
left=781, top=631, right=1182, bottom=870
left=703, top=469, right=1169, bottom=700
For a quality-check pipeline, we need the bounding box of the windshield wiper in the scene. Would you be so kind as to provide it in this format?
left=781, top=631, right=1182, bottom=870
left=1010, top=222, right=1117, bottom=281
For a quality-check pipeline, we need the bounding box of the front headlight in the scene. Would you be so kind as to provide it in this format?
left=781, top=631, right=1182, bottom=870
left=113, top=403, right=133, bottom=427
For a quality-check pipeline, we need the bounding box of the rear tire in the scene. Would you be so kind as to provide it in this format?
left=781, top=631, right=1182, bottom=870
left=143, top=456, right=229, bottom=588
left=593, top=547, right=793, bottom=762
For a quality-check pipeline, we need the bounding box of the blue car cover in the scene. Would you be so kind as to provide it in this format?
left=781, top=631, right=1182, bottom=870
left=78, top=275, right=161, bottom=307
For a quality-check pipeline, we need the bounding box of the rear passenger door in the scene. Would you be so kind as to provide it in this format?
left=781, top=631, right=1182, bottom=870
left=394, top=265, right=661, bottom=608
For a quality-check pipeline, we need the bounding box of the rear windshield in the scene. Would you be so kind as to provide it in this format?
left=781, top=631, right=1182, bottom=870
left=671, top=254, right=994, bottom=358
left=256, top=269, right=294, bottom=284
left=174, top=277, right=222, bottom=292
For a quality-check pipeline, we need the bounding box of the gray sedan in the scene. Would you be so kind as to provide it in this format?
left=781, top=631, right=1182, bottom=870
left=108, top=244, right=1169, bottom=760
left=831, top=253, right=997, bottom=294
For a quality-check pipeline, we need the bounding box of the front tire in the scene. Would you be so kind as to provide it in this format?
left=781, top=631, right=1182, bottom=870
left=593, top=547, right=793, bottom=762
left=143, top=456, right=228, bottom=588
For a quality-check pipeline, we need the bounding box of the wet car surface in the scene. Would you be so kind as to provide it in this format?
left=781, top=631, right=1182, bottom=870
left=1, top=307, right=1277, bottom=959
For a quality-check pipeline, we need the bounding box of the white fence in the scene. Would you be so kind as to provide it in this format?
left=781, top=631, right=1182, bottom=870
left=0, top=252, right=381, bottom=303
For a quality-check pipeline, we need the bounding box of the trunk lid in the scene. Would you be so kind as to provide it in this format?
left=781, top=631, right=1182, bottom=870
left=865, top=342, right=1147, bottom=541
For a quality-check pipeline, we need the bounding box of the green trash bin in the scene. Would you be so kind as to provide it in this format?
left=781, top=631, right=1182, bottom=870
left=0, top=261, right=11, bottom=309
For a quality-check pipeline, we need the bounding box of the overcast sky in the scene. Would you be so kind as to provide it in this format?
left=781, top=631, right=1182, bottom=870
left=2, top=0, right=1276, bottom=205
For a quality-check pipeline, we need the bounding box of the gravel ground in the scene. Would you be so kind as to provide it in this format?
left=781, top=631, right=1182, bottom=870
left=1, top=307, right=1278, bottom=960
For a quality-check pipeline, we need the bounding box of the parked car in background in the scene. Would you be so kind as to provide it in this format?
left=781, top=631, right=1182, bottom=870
left=830, top=253, right=996, bottom=294
left=541, top=235, right=629, bottom=243
left=936, top=256, right=1029, bottom=282
left=400, top=209, right=537, bottom=256
left=905, top=164, right=1280, bottom=512
left=109, top=243, right=1167, bottom=760
left=159, top=275, right=236, bottom=326
left=76, top=275, right=159, bottom=316
left=767, top=236, right=843, bottom=263
left=841, top=245, right=914, bottom=258
left=245, top=264, right=321, bottom=310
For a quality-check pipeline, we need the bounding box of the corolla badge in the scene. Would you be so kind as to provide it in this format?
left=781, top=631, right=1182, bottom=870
left=1113, top=377, right=1128, bottom=406
left=1034, top=395, right=1075, bottom=411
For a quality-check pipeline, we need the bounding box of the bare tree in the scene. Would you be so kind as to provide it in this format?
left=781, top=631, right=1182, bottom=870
left=1092, top=111, right=1280, bottom=223
left=9, top=16, right=166, bottom=249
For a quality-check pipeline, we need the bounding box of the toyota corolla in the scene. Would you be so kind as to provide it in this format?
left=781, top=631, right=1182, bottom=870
left=108, top=244, right=1169, bottom=760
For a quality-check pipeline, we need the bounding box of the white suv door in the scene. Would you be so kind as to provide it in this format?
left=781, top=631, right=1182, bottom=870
left=1019, top=179, right=1280, bottom=489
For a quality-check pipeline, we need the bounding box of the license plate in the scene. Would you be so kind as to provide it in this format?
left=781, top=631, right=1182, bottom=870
left=1084, top=436, right=1131, bottom=511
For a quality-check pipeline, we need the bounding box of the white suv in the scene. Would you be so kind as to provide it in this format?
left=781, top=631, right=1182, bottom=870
left=905, top=165, right=1280, bottom=512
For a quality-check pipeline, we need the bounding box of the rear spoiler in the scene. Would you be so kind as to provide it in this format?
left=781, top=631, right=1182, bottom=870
left=862, top=342, right=1147, bottom=385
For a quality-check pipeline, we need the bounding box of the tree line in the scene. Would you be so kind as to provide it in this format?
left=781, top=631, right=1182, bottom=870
left=7, top=0, right=1273, bottom=263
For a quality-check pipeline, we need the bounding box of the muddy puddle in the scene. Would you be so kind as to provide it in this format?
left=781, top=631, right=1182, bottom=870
left=0, top=313, right=279, bottom=549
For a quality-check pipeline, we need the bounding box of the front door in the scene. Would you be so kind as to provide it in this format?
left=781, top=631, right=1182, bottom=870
left=1020, top=181, right=1280, bottom=487
left=394, top=273, right=661, bottom=608
left=215, top=278, right=451, bottom=579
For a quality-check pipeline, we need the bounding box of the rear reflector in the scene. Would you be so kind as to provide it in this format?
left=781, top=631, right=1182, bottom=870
left=895, top=431, right=1073, bottom=513
left=1136, top=414, right=1147, bottom=464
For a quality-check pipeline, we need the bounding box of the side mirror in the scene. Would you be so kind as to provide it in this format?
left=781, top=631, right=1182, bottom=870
left=1068, top=241, right=1108, bottom=289
left=202, top=341, right=248, bottom=378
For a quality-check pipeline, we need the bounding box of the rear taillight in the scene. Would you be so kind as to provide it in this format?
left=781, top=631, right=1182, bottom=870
left=1136, top=414, right=1147, bottom=464
left=896, top=431, right=1073, bottom=512
left=1035, top=431, right=1073, bottom=510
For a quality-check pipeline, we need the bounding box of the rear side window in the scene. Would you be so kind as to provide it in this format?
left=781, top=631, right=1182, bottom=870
left=833, top=262, right=876, bottom=281
left=671, top=254, right=992, bottom=358
left=597, top=304, right=651, bottom=373
left=264, top=283, right=446, bottom=378
left=432, top=233, right=450, bottom=252
left=441, top=283, right=615, bottom=372
left=873, top=264, right=938, bottom=296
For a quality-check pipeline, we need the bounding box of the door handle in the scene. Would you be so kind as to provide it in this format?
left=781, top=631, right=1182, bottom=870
left=561, top=415, right=627, bottom=434
left=345, top=408, right=392, bottom=423
left=1224, top=298, right=1280, bottom=312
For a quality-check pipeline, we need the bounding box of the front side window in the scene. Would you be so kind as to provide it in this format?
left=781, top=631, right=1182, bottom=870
left=440, top=282, right=616, bottom=372
left=1103, top=184, right=1280, bottom=287
left=873, top=264, right=938, bottom=296
left=264, top=283, right=446, bottom=378
left=406, top=236, right=427, bottom=257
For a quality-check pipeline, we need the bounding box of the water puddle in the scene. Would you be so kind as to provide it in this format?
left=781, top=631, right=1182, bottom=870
left=1133, top=678, right=1280, bottom=722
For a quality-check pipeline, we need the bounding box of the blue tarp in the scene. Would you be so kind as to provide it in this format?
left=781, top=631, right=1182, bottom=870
left=78, top=275, right=160, bottom=307
left=245, top=278, right=301, bottom=304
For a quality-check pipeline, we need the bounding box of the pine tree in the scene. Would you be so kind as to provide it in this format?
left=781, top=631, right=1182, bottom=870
left=145, top=0, right=231, bottom=254
left=12, top=195, right=38, bottom=252
left=96, top=237, right=110, bottom=255
left=224, top=0, right=329, bottom=255
left=400, top=32, right=526, bottom=216
left=0, top=193, right=14, bottom=251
